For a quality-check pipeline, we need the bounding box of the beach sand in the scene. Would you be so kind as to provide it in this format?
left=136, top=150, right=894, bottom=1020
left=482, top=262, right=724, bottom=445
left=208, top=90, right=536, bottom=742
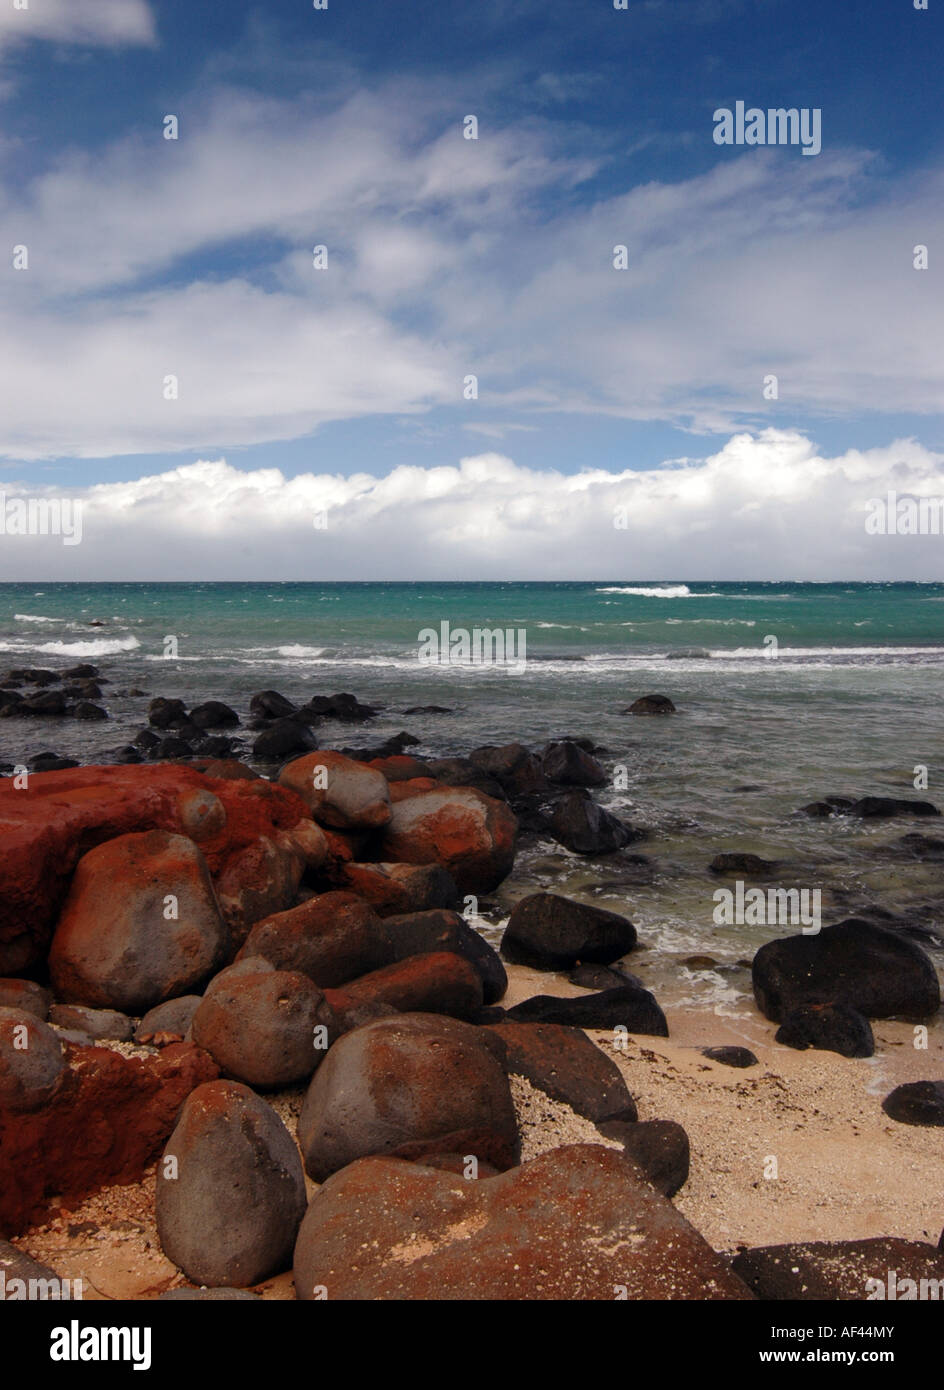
left=12, top=960, right=941, bottom=1299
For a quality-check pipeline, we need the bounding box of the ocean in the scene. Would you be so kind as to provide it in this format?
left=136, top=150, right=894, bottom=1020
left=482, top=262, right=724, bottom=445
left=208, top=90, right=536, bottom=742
left=3, top=579, right=943, bottom=1011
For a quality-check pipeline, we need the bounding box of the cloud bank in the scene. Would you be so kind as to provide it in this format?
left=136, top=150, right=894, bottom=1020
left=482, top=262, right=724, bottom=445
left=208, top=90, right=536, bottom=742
left=3, top=430, right=944, bottom=580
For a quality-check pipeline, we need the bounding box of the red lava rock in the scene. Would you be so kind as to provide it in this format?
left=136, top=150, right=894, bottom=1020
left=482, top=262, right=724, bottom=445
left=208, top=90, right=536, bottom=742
left=388, top=778, right=440, bottom=803
left=337, top=861, right=459, bottom=916
left=278, top=751, right=391, bottom=830
left=0, top=1009, right=66, bottom=1113
left=0, top=765, right=314, bottom=973
left=485, top=1021, right=637, bottom=1124
left=297, top=1012, right=517, bottom=1181
left=237, top=892, right=391, bottom=988
left=366, top=756, right=434, bottom=782
left=0, top=1041, right=218, bottom=1236
left=380, top=787, right=518, bottom=894
left=48, top=830, right=229, bottom=1013
left=325, top=951, right=484, bottom=1028
left=293, top=1144, right=753, bottom=1300
left=731, top=1237, right=944, bottom=1300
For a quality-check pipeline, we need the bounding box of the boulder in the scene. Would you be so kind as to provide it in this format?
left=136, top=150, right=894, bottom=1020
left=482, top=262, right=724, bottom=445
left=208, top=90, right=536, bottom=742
left=48, top=1005, right=134, bottom=1042
left=380, top=787, right=518, bottom=894
left=596, top=1119, right=690, bottom=1198
left=382, top=909, right=507, bottom=1005
left=501, top=892, right=636, bottom=970
left=156, top=1080, right=306, bottom=1287
left=278, top=750, right=391, bottom=830
left=881, top=1081, right=944, bottom=1127
left=0, top=1009, right=65, bottom=1112
left=569, top=962, right=643, bottom=990
left=325, top=951, right=483, bottom=1029
left=191, top=964, right=338, bottom=1088
left=487, top=1021, right=636, bottom=1124
left=468, top=744, right=549, bottom=798
left=293, top=1144, right=752, bottom=1300
left=548, top=790, right=639, bottom=855
left=49, top=830, right=229, bottom=1013
left=19, top=691, right=67, bottom=716
left=850, top=797, right=940, bottom=818
left=0, top=1042, right=218, bottom=1236
left=252, top=718, right=317, bottom=760
left=752, top=919, right=941, bottom=1022
left=425, top=757, right=505, bottom=799
left=189, top=701, right=240, bottom=729
left=148, top=697, right=189, bottom=729
left=237, top=892, right=390, bottom=988
left=73, top=702, right=107, bottom=721
left=302, top=692, right=379, bottom=722
left=542, top=740, right=607, bottom=787
left=709, top=852, right=777, bottom=874
left=623, top=695, right=676, bottom=715
left=338, top=861, right=458, bottom=915
left=160, top=1287, right=260, bottom=1300
left=134, top=996, right=202, bottom=1045
left=367, top=755, right=434, bottom=782
left=775, top=1002, right=874, bottom=1058
left=249, top=690, right=296, bottom=720
left=297, top=1013, right=518, bottom=1182
left=0, top=979, right=51, bottom=1020
left=731, top=1237, right=944, bottom=1300
left=505, top=985, right=668, bottom=1037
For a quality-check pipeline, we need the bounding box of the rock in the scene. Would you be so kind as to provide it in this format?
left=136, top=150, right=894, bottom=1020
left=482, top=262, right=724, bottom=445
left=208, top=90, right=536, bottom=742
left=701, top=1046, right=758, bottom=1069
left=176, top=788, right=227, bottom=842
left=487, top=1021, right=636, bottom=1124
left=0, top=1041, right=218, bottom=1234
left=0, top=979, right=51, bottom=1020
left=134, top=996, right=202, bottom=1045
left=752, top=919, right=941, bottom=1022
left=237, top=892, right=390, bottom=988
left=542, top=740, right=607, bottom=787
left=0, top=1009, right=65, bottom=1112
left=189, top=701, right=240, bottom=729
left=278, top=750, right=391, bottom=830
left=148, top=736, right=192, bottom=760
left=302, top=692, right=379, bottom=723
left=341, top=731, right=419, bottom=761
left=623, top=695, right=676, bottom=715
left=156, top=1080, right=306, bottom=1287
left=502, top=892, right=636, bottom=970
left=890, top=832, right=944, bottom=859
left=19, top=691, right=66, bottom=716
left=213, top=823, right=317, bottom=942
left=850, top=797, right=940, bottom=818
left=49, top=830, right=229, bottom=1013
left=387, top=777, right=441, bottom=803
left=297, top=1013, right=518, bottom=1181
left=160, top=1287, right=260, bottom=1300
left=425, top=757, right=505, bottom=799
left=0, top=763, right=316, bottom=974
left=548, top=790, right=639, bottom=855
left=380, top=787, right=518, bottom=894
left=382, top=909, right=507, bottom=1005
left=48, top=1005, right=134, bottom=1042
left=30, top=752, right=79, bottom=772
left=731, top=1237, right=944, bottom=1300
left=568, top=962, right=643, bottom=990
left=62, top=665, right=99, bottom=679
left=775, top=1002, right=874, bottom=1058
left=249, top=690, right=296, bottom=720
left=252, top=718, right=317, bottom=760
left=505, top=985, right=668, bottom=1037
left=366, top=755, right=434, bottom=781
left=338, top=862, right=459, bottom=916
left=325, top=952, right=484, bottom=1029
left=403, top=705, right=453, bottom=715
left=596, top=1119, right=690, bottom=1197
left=191, top=964, right=338, bottom=1088
left=798, top=801, right=836, bottom=818
left=881, top=1080, right=944, bottom=1127
left=293, top=1144, right=752, bottom=1300
left=188, top=758, right=260, bottom=782
left=148, top=697, right=189, bottom=729
left=0, top=1240, right=63, bottom=1291
left=133, top=729, right=160, bottom=749
left=73, top=702, right=107, bottom=721
left=468, top=744, right=549, bottom=797
left=709, top=852, right=776, bottom=874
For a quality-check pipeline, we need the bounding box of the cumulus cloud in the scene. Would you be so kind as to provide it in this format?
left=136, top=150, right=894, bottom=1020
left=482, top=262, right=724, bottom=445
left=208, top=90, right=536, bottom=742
left=0, top=0, right=156, bottom=53
left=3, top=431, right=943, bottom=580
left=0, top=72, right=941, bottom=460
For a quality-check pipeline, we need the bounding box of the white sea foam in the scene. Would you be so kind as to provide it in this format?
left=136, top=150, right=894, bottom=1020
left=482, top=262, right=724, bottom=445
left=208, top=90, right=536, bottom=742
left=0, top=635, right=141, bottom=656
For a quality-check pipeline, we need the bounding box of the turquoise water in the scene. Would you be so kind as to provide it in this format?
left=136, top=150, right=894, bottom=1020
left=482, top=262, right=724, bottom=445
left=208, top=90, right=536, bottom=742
left=2, top=580, right=943, bottom=1009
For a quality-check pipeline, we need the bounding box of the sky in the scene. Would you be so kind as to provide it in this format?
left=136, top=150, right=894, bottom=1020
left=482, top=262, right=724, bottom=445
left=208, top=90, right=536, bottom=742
left=0, top=0, right=942, bottom=580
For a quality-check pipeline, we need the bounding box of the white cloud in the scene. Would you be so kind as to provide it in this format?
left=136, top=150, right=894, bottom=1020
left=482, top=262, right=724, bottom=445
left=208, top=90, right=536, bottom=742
left=3, top=431, right=943, bottom=580
left=0, top=76, right=941, bottom=459
left=0, top=0, right=156, bottom=53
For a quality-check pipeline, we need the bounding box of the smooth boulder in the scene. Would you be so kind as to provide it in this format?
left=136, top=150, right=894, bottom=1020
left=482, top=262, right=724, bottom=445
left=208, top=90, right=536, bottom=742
left=501, top=892, right=636, bottom=970
left=380, top=787, right=518, bottom=893
left=278, top=751, right=391, bottom=830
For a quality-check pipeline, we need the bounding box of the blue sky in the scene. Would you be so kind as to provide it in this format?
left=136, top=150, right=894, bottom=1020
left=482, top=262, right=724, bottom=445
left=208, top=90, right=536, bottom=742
left=0, top=0, right=942, bottom=579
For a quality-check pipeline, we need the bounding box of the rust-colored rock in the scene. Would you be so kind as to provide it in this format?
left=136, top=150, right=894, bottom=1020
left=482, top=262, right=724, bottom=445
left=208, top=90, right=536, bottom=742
left=0, top=1041, right=218, bottom=1236
left=0, top=765, right=314, bottom=973
left=237, top=892, right=390, bottom=988
left=337, top=861, right=459, bottom=916
left=293, top=1144, right=754, bottom=1300
left=278, top=751, right=391, bottom=830
left=325, top=951, right=483, bottom=1028
left=486, top=1021, right=637, bottom=1125
left=379, top=787, right=518, bottom=894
